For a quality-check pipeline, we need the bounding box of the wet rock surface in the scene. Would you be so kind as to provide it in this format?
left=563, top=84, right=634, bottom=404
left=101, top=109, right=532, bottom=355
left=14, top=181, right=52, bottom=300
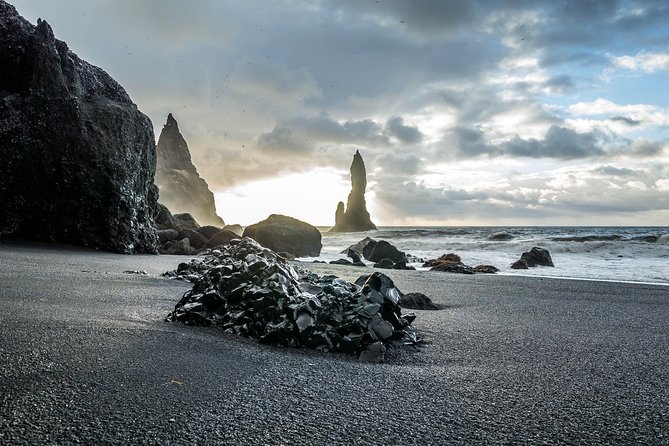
left=330, top=151, right=377, bottom=232
left=242, top=214, right=322, bottom=257
left=0, top=3, right=159, bottom=253
left=155, top=114, right=225, bottom=227
left=166, top=238, right=419, bottom=360
left=474, top=265, right=500, bottom=274
left=399, top=293, right=443, bottom=310
left=512, top=247, right=554, bottom=269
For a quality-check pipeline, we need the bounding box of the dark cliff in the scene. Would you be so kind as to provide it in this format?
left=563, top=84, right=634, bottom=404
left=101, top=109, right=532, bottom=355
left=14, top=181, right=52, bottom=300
left=0, top=2, right=159, bottom=253
left=155, top=114, right=225, bottom=227
left=330, top=150, right=377, bottom=232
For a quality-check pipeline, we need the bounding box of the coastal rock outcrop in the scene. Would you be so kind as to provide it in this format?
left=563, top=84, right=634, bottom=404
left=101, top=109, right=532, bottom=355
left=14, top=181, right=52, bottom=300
left=243, top=214, right=322, bottom=257
left=511, top=247, right=554, bottom=269
left=166, top=238, right=419, bottom=361
left=0, top=4, right=158, bottom=253
left=423, top=253, right=475, bottom=274
left=330, top=151, right=377, bottom=232
left=155, top=114, right=225, bottom=228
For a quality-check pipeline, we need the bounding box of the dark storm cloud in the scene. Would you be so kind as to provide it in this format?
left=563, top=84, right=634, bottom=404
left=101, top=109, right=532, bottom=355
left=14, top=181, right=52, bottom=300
left=448, top=125, right=605, bottom=159
left=502, top=126, right=604, bottom=159
left=384, top=117, right=423, bottom=144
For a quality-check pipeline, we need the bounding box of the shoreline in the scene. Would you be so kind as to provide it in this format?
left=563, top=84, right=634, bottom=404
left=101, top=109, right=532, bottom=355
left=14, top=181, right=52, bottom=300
left=1, top=242, right=668, bottom=444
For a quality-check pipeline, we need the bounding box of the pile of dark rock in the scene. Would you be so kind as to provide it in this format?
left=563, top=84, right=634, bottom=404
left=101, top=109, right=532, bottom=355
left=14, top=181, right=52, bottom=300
left=511, top=247, right=554, bottom=269
left=423, top=253, right=499, bottom=275
left=155, top=204, right=240, bottom=255
left=166, top=237, right=419, bottom=362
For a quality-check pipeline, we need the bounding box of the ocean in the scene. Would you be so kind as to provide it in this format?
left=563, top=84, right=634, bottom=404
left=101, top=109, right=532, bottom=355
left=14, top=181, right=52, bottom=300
left=307, top=227, right=669, bottom=285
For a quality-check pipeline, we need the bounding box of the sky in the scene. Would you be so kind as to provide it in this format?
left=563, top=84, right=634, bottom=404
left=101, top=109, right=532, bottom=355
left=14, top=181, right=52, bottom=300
left=11, top=0, right=669, bottom=226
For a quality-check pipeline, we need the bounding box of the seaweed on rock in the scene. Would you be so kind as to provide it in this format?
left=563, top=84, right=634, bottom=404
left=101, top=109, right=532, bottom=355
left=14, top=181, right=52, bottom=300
left=166, top=238, right=419, bottom=362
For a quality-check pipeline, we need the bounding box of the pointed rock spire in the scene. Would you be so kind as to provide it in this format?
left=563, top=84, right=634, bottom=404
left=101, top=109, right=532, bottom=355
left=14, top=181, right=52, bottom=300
left=154, top=114, right=225, bottom=227
left=330, top=150, right=377, bottom=232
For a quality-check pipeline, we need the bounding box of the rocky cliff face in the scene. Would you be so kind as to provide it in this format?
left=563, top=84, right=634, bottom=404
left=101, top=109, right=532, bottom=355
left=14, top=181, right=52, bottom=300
left=155, top=114, right=225, bottom=227
left=330, top=150, right=377, bottom=232
left=0, top=2, right=158, bottom=253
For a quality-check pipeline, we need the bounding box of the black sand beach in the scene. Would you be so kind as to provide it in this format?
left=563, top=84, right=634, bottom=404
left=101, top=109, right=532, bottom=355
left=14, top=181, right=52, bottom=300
left=1, top=243, right=667, bottom=445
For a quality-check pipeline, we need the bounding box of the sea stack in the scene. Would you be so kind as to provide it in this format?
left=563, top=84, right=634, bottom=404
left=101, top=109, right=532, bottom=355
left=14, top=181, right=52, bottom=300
left=154, top=114, right=225, bottom=227
left=0, top=2, right=158, bottom=253
left=330, top=150, right=377, bottom=232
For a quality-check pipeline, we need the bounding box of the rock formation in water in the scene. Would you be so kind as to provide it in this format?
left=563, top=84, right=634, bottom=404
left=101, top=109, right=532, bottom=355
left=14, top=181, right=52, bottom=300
left=330, top=150, right=377, bottom=232
left=154, top=114, right=225, bottom=227
left=0, top=3, right=158, bottom=253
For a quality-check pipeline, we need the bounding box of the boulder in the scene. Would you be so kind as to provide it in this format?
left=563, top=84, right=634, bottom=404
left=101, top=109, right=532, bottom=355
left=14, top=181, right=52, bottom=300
left=161, top=238, right=195, bottom=255
left=154, top=114, right=225, bottom=227
left=155, top=204, right=178, bottom=230
left=242, top=214, right=322, bottom=257
left=223, top=224, right=244, bottom=237
left=203, top=229, right=239, bottom=249
left=330, top=151, right=377, bottom=232
left=0, top=5, right=158, bottom=253
left=373, top=259, right=395, bottom=269
left=196, top=225, right=223, bottom=240
left=512, top=247, right=554, bottom=269
left=346, top=249, right=363, bottom=264
left=423, top=253, right=461, bottom=268
left=178, top=228, right=208, bottom=250
left=157, top=229, right=179, bottom=243
left=399, top=293, right=442, bottom=310
left=174, top=213, right=200, bottom=231
left=342, top=237, right=376, bottom=256
left=365, top=240, right=407, bottom=263
left=424, top=253, right=475, bottom=274
left=474, top=265, right=499, bottom=274
left=488, top=232, right=514, bottom=241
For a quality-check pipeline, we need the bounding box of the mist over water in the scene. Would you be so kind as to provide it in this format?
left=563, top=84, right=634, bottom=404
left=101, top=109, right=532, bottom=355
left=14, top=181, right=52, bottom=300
left=308, top=227, right=669, bottom=285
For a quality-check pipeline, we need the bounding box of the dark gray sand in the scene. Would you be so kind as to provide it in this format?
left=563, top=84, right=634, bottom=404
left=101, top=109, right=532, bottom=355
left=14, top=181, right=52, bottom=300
left=1, top=243, right=667, bottom=445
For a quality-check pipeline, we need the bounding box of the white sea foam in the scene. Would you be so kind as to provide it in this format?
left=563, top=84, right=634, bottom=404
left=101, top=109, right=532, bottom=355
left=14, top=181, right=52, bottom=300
left=306, top=227, right=669, bottom=285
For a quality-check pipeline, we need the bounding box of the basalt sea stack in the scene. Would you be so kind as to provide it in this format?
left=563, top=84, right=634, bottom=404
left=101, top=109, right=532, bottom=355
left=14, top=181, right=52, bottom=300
left=330, top=150, right=377, bottom=232
left=155, top=114, right=225, bottom=228
left=0, top=2, right=158, bottom=253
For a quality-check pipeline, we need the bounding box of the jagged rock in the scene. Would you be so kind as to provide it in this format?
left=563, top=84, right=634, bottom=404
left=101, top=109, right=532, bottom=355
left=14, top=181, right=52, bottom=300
left=399, top=293, right=443, bottom=310
left=166, top=238, right=419, bottom=361
left=178, top=228, right=207, bottom=250
left=0, top=4, right=158, bottom=253
left=243, top=214, right=322, bottom=257
left=196, top=225, right=223, bottom=240
left=474, top=265, right=499, bottom=274
left=156, top=204, right=178, bottom=230
left=223, top=224, right=244, bottom=237
left=342, top=237, right=376, bottom=256
left=330, top=151, right=377, bottom=232
left=173, top=213, right=200, bottom=231
left=203, top=229, right=239, bottom=250
left=157, top=229, right=179, bottom=243
left=154, top=114, right=225, bottom=227
left=512, top=247, right=554, bottom=269
left=161, top=238, right=195, bottom=255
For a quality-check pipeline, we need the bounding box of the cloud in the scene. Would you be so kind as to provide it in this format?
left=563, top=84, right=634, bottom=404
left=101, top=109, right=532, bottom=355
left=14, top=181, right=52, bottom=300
left=384, top=117, right=423, bottom=144
left=613, top=51, right=669, bottom=73
left=608, top=116, right=641, bottom=126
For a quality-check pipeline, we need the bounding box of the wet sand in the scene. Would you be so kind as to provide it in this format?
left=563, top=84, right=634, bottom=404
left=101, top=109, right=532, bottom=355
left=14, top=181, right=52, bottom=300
left=1, top=242, right=668, bottom=445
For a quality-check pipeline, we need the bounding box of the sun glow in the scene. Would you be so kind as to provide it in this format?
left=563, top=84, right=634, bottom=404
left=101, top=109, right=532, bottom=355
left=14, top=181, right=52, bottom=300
left=215, top=168, right=351, bottom=227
